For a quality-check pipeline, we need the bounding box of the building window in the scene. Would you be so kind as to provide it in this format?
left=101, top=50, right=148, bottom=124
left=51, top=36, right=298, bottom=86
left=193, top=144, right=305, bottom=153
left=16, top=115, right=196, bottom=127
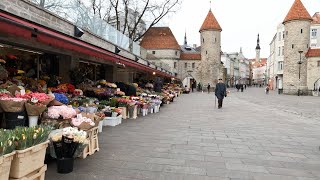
left=278, top=47, right=281, bottom=56
left=286, top=31, right=288, bottom=35
left=301, top=29, right=303, bottom=34
left=152, top=51, right=155, bottom=54
left=174, top=62, right=177, bottom=69
left=318, top=61, right=320, bottom=67
left=278, top=32, right=281, bottom=41
left=192, top=63, right=195, bottom=68
left=175, top=51, right=178, bottom=56
left=278, top=61, right=283, bottom=71
left=206, top=51, right=208, bottom=54
left=185, top=63, right=187, bottom=68
left=292, top=44, right=294, bottom=49
left=203, top=38, right=204, bottom=43
left=312, top=29, right=317, bottom=38
left=214, top=38, right=216, bottom=43
left=282, top=46, right=284, bottom=55
left=282, top=31, right=285, bottom=39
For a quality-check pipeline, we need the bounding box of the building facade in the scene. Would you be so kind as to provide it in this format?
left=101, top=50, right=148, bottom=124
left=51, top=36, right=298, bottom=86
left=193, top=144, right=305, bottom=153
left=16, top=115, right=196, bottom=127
left=140, top=9, right=226, bottom=89
left=267, top=0, right=320, bottom=95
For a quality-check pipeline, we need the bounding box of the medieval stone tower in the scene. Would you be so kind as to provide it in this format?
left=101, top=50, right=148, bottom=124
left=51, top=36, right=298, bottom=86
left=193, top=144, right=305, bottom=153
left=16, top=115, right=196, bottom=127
left=283, top=0, right=312, bottom=95
left=198, top=9, right=223, bottom=87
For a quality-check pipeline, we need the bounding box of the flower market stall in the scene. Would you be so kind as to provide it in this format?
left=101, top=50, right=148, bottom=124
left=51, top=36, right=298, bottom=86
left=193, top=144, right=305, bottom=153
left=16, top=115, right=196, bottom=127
left=0, top=55, right=183, bottom=178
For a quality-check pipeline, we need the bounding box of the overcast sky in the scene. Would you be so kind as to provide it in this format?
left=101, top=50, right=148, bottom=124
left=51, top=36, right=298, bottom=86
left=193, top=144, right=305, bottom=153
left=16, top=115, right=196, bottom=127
left=163, top=0, right=320, bottom=59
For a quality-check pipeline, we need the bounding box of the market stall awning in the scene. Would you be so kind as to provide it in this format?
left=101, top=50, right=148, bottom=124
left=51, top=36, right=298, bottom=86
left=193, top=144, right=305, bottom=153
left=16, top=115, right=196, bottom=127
left=0, top=11, right=176, bottom=79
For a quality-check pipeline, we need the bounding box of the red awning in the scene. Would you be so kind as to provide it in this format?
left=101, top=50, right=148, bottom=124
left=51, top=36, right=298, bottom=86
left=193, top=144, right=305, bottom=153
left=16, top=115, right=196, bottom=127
left=0, top=11, right=175, bottom=79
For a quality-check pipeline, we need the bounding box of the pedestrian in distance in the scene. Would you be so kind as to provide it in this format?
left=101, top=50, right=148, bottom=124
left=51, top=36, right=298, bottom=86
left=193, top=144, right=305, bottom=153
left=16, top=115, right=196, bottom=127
left=245, top=84, right=247, bottom=89
left=191, top=83, right=194, bottom=92
left=215, top=78, right=227, bottom=109
left=240, top=84, right=244, bottom=92
left=207, top=83, right=210, bottom=93
left=265, top=85, right=270, bottom=94
left=236, top=84, right=240, bottom=92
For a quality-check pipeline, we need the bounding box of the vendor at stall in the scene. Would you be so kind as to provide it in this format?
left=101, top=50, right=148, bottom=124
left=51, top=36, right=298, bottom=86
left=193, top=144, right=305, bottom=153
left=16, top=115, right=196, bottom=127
left=24, top=63, right=36, bottom=78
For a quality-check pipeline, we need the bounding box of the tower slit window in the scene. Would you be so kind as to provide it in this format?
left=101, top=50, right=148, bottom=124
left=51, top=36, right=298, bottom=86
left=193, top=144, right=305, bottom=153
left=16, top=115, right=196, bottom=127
left=300, top=29, right=303, bottom=34
left=292, top=44, right=294, bottom=49
left=185, top=63, right=187, bottom=68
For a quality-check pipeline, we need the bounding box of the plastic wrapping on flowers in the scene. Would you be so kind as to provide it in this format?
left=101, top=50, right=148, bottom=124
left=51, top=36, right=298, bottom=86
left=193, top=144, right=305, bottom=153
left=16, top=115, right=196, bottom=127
left=53, top=93, right=69, bottom=104
left=49, top=127, right=88, bottom=159
left=47, top=105, right=77, bottom=119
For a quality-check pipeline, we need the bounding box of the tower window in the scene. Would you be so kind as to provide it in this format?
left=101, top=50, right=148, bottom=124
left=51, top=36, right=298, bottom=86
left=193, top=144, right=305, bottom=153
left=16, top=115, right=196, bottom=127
left=317, top=61, right=320, bottom=67
left=192, top=63, right=195, bottom=68
left=292, top=44, right=294, bottom=49
left=312, top=29, right=317, bottom=37
left=152, top=51, right=155, bottom=54
left=174, top=62, right=177, bottom=68
left=203, top=38, right=204, bottom=43
left=282, top=46, right=284, bottom=55
left=185, top=63, right=187, bottom=68
left=215, top=38, right=216, bottom=43
left=175, top=51, right=178, bottom=56
left=301, top=29, right=303, bottom=33
left=282, top=31, right=285, bottom=39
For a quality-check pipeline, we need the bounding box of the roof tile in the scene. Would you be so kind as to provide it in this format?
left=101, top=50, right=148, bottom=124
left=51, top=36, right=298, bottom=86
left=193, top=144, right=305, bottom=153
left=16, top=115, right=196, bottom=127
left=140, top=27, right=180, bottom=50
left=199, top=10, right=222, bottom=32
left=283, top=0, right=312, bottom=24
left=312, top=12, right=320, bottom=24
left=306, top=48, right=320, bottom=57
left=180, top=53, right=201, bottom=60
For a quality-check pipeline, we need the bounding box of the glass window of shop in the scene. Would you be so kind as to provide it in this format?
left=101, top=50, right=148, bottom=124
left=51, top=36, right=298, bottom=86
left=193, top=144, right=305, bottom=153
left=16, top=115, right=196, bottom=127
left=77, top=61, right=106, bottom=82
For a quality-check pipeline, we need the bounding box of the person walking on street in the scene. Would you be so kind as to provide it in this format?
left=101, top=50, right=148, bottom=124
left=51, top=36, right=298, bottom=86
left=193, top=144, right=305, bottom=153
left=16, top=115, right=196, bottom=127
left=207, top=83, right=211, bottom=93
left=215, top=79, right=227, bottom=109
left=245, top=84, right=247, bottom=89
left=265, top=85, right=270, bottom=94
left=240, top=84, right=244, bottom=92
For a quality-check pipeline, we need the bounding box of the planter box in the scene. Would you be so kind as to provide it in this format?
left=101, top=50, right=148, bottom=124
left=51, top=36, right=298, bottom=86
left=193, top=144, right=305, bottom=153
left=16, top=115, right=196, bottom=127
left=0, top=151, right=15, bottom=180
left=10, top=164, right=47, bottom=180
left=10, top=141, right=49, bottom=179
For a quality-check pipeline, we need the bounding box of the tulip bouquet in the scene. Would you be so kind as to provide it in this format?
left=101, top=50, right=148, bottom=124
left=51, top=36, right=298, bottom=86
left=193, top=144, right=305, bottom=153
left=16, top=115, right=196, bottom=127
left=0, top=129, right=15, bottom=156
left=13, top=126, right=52, bottom=150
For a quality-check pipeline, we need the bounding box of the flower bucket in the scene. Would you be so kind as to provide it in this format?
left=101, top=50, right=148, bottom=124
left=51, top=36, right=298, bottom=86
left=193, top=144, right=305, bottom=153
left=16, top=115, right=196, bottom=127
left=28, top=116, right=39, bottom=127
left=0, top=151, right=15, bottom=180
left=98, top=121, right=103, bottom=133
left=118, top=107, right=127, bottom=119
left=111, top=112, right=118, bottom=117
left=103, top=117, right=118, bottom=127
left=10, top=141, right=49, bottom=179
left=141, top=109, right=147, bottom=116
left=56, top=158, right=74, bottom=174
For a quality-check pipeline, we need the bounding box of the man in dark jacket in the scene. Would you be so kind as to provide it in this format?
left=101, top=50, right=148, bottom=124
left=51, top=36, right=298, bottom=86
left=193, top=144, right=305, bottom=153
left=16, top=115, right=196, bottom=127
left=215, top=79, right=227, bottom=109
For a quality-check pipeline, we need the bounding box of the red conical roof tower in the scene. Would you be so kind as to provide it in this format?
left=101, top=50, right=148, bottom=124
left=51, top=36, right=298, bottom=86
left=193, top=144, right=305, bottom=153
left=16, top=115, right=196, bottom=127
left=283, top=0, right=312, bottom=24
left=199, top=10, right=222, bottom=32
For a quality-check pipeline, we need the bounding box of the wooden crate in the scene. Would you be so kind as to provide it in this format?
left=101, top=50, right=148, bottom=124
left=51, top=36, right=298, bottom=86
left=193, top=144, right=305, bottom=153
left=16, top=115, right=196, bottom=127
left=81, top=127, right=99, bottom=159
left=10, top=165, right=47, bottom=180
left=0, top=151, right=15, bottom=180
left=10, top=141, right=49, bottom=179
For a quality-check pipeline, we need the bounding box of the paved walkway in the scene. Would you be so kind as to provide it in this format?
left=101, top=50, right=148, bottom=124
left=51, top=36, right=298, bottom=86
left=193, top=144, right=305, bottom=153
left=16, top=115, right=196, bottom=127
left=46, top=88, right=320, bottom=180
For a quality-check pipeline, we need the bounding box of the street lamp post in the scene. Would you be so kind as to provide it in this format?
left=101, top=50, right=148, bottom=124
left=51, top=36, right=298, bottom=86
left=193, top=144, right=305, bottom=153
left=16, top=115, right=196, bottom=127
left=298, top=50, right=303, bottom=96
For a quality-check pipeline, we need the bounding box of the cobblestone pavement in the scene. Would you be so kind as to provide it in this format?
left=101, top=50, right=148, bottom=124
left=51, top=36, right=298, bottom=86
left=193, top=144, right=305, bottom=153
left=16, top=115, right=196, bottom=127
left=46, top=88, right=320, bottom=180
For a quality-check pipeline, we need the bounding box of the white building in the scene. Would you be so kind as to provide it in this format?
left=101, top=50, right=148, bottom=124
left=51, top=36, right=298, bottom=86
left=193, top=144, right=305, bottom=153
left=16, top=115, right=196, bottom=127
left=310, top=12, right=320, bottom=48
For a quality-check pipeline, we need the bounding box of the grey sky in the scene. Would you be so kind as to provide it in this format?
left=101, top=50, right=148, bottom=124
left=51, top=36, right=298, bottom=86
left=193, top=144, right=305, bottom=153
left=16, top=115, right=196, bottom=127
left=165, top=0, right=320, bottom=59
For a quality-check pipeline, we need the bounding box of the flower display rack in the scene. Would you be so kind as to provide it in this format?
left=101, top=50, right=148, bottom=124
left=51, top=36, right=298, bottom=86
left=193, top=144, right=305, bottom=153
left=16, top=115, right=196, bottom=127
left=118, top=107, right=127, bottom=119
left=81, top=127, right=99, bottom=159
left=0, top=152, right=15, bottom=180
left=9, top=141, right=49, bottom=179
left=9, top=164, right=47, bottom=180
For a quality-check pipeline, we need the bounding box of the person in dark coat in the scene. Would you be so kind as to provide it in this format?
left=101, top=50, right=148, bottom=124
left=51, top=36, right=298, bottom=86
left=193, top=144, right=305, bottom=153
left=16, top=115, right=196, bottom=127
left=207, top=83, right=211, bottom=93
left=215, top=79, right=227, bottom=109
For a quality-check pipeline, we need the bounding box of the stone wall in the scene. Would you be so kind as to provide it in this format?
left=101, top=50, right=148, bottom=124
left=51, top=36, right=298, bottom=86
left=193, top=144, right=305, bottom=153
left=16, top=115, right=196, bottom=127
left=177, top=60, right=200, bottom=81
left=199, top=30, right=221, bottom=87
left=307, top=57, right=320, bottom=90
left=146, top=49, right=180, bottom=59
left=283, top=20, right=311, bottom=95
